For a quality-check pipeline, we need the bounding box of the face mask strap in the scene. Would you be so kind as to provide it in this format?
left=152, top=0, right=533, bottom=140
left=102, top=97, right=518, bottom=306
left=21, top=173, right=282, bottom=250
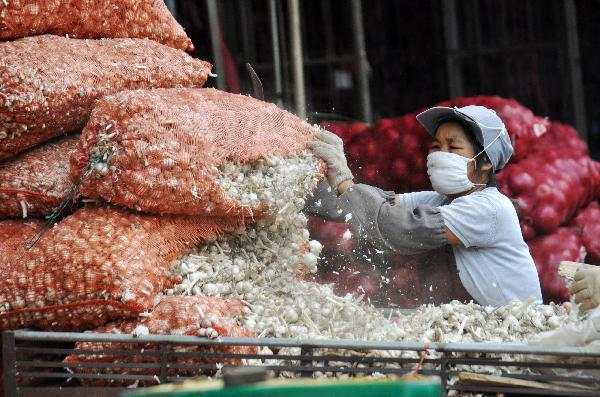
left=471, top=125, right=506, bottom=161
left=452, top=107, right=506, bottom=161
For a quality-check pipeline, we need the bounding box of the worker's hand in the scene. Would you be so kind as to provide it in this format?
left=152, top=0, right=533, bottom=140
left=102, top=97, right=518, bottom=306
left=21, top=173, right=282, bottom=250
left=308, top=130, right=353, bottom=194
left=570, top=267, right=600, bottom=313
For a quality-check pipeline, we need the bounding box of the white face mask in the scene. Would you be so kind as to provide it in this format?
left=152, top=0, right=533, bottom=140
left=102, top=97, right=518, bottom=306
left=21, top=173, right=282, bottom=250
left=427, top=120, right=506, bottom=195
left=427, top=151, right=484, bottom=195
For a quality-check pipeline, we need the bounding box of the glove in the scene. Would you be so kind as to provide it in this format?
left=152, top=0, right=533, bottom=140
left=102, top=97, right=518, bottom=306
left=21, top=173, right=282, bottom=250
left=570, top=267, right=600, bottom=313
left=308, top=129, right=353, bottom=193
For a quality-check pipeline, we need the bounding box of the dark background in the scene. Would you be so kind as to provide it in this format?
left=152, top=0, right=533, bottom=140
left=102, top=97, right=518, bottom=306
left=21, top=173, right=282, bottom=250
left=169, top=0, right=600, bottom=159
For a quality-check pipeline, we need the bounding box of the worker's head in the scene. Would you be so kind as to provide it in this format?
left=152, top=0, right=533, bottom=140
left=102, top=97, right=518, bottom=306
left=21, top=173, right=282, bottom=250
left=430, top=119, right=495, bottom=187
left=416, top=105, right=513, bottom=196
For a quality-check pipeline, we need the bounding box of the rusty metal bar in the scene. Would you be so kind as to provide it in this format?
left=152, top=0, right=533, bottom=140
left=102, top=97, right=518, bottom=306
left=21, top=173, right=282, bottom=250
left=5, top=330, right=600, bottom=396
left=564, top=0, right=587, bottom=138
left=206, top=0, right=226, bottom=90
left=3, top=331, right=17, bottom=397
left=268, top=0, right=283, bottom=107
left=350, top=0, right=372, bottom=123
left=442, top=0, right=463, bottom=97
left=287, top=0, right=306, bottom=118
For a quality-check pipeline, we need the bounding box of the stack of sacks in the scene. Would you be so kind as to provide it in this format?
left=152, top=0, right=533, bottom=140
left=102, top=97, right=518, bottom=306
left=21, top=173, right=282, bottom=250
left=0, top=1, right=216, bottom=328
left=1, top=82, right=327, bottom=381
left=0, top=1, right=344, bottom=385
left=0, top=0, right=322, bottom=382
left=0, top=0, right=210, bottom=217
left=498, top=122, right=599, bottom=239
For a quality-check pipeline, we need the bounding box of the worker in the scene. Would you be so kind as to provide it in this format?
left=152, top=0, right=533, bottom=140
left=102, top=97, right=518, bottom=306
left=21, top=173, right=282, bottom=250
left=570, top=267, right=600, bottom=313
left=305, top=105, right=542, bottom=307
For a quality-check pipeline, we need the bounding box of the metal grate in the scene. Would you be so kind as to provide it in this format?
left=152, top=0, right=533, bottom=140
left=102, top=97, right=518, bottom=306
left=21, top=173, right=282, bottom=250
left=3, top=330, right=600, bottom=397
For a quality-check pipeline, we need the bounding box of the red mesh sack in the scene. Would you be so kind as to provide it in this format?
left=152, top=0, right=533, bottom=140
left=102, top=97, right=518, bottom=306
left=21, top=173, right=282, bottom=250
left=0, top=35, right=211, bottom=160
left=0, top=135, right=78, bottom=218
left=0, top=218, right=43, bottom=260
left=528, top=227, right=586, bottom=303
left=497, top=148, right=598, bottom=237
left=70, top=88, right=322, bottom=217
left=437, top=96, right=549, bottom=163
left=0, top=0, right=193, bottom=51
left=571, top=201, right=600, bottom=264
left=534, top=122, right=589, bottom=157
left=346, top=114, right=431, bottom=192
left=320, top=121, right=369, bottom=145
left=0, top=206, right=241, bottom=331
left=63, top=295, right=256, bottom=387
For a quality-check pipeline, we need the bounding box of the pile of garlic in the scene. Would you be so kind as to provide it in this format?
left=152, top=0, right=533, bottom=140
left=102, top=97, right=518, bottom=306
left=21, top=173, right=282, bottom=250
left=167, top=154, right=408, bottom=341
left=213, top=154, right=320, bottom=211
left=164, top=153, right=584, bottom=378
left=392, top=298, right=576, bottom=344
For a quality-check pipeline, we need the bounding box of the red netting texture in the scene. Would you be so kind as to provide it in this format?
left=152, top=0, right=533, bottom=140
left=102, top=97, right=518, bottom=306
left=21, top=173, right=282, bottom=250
left=0, top=218, right=44, bottom=259
left=0, top=0, right=193, bottom=51
left=63, top=295, right=256, bottom=387
left=70, top=88, right=321, bottom=217
left=0, top=206, right=241, bottom=331
left=0, top=134, right=79, bottom=218
left=0, top=35, right=211, bottom=160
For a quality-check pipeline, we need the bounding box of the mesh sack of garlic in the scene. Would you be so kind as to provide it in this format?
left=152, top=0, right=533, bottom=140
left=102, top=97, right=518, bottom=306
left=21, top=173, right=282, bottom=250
left=70, top=88, right=325, bottom=218
left=0, top=134, right=79, bottom=218
left=0, top=218, right=43, bottom=259
left=0, top=0, right=193, bottom=51
left=64, top=296, right=256, bottom=387
left=0, top=35, right=210, bottom=160
left=0, top=206, right=242, bottom=332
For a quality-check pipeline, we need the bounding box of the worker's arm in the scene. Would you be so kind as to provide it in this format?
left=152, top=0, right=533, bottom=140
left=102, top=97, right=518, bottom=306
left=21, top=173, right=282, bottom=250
left=338, top=182, right=462, bottom=245
left=303, top=179, right=350, bottom=222
left=337, top=183, right=448, bottom=255
left=306, top=129, right=453, bottom=253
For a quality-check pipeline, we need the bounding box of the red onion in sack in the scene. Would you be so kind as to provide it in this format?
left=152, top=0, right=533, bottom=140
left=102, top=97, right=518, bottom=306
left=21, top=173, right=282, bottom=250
left=346, top=114, right=432, bottom=192
left=437, top=96, right=549, bottom=162
left=528, top=227, right=586, bottom=303
left=571, top=201, right=600, bottom=264
left=535, top=122, right=589, bottom=157
left=320, top=122, right=369, bottom=145
left=497, top=148, right=598, bottom=235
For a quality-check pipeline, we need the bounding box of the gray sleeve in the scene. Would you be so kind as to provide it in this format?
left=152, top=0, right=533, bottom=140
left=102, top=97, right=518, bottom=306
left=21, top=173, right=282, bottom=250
left=303, top=180, right=349, bottom=222
left=338, top=184, right=448, bottom=255
left=397, top=191, right=446, bottom=210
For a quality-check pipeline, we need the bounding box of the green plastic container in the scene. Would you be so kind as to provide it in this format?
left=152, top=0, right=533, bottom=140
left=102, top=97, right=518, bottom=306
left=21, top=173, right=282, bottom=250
left=124, top=377, right=441, bottom=397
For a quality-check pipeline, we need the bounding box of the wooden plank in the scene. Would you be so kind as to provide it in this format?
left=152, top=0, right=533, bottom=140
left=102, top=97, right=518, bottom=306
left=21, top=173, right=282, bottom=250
left=458, top=372, right=575, bottom=392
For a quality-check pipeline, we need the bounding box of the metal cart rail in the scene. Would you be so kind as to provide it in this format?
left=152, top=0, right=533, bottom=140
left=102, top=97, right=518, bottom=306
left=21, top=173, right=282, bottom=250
left=3, top=330, right=600, bottom=397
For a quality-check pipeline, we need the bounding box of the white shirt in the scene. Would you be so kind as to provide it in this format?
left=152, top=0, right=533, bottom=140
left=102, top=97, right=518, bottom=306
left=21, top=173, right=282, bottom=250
left=398, top=188, right=542, bottom=307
